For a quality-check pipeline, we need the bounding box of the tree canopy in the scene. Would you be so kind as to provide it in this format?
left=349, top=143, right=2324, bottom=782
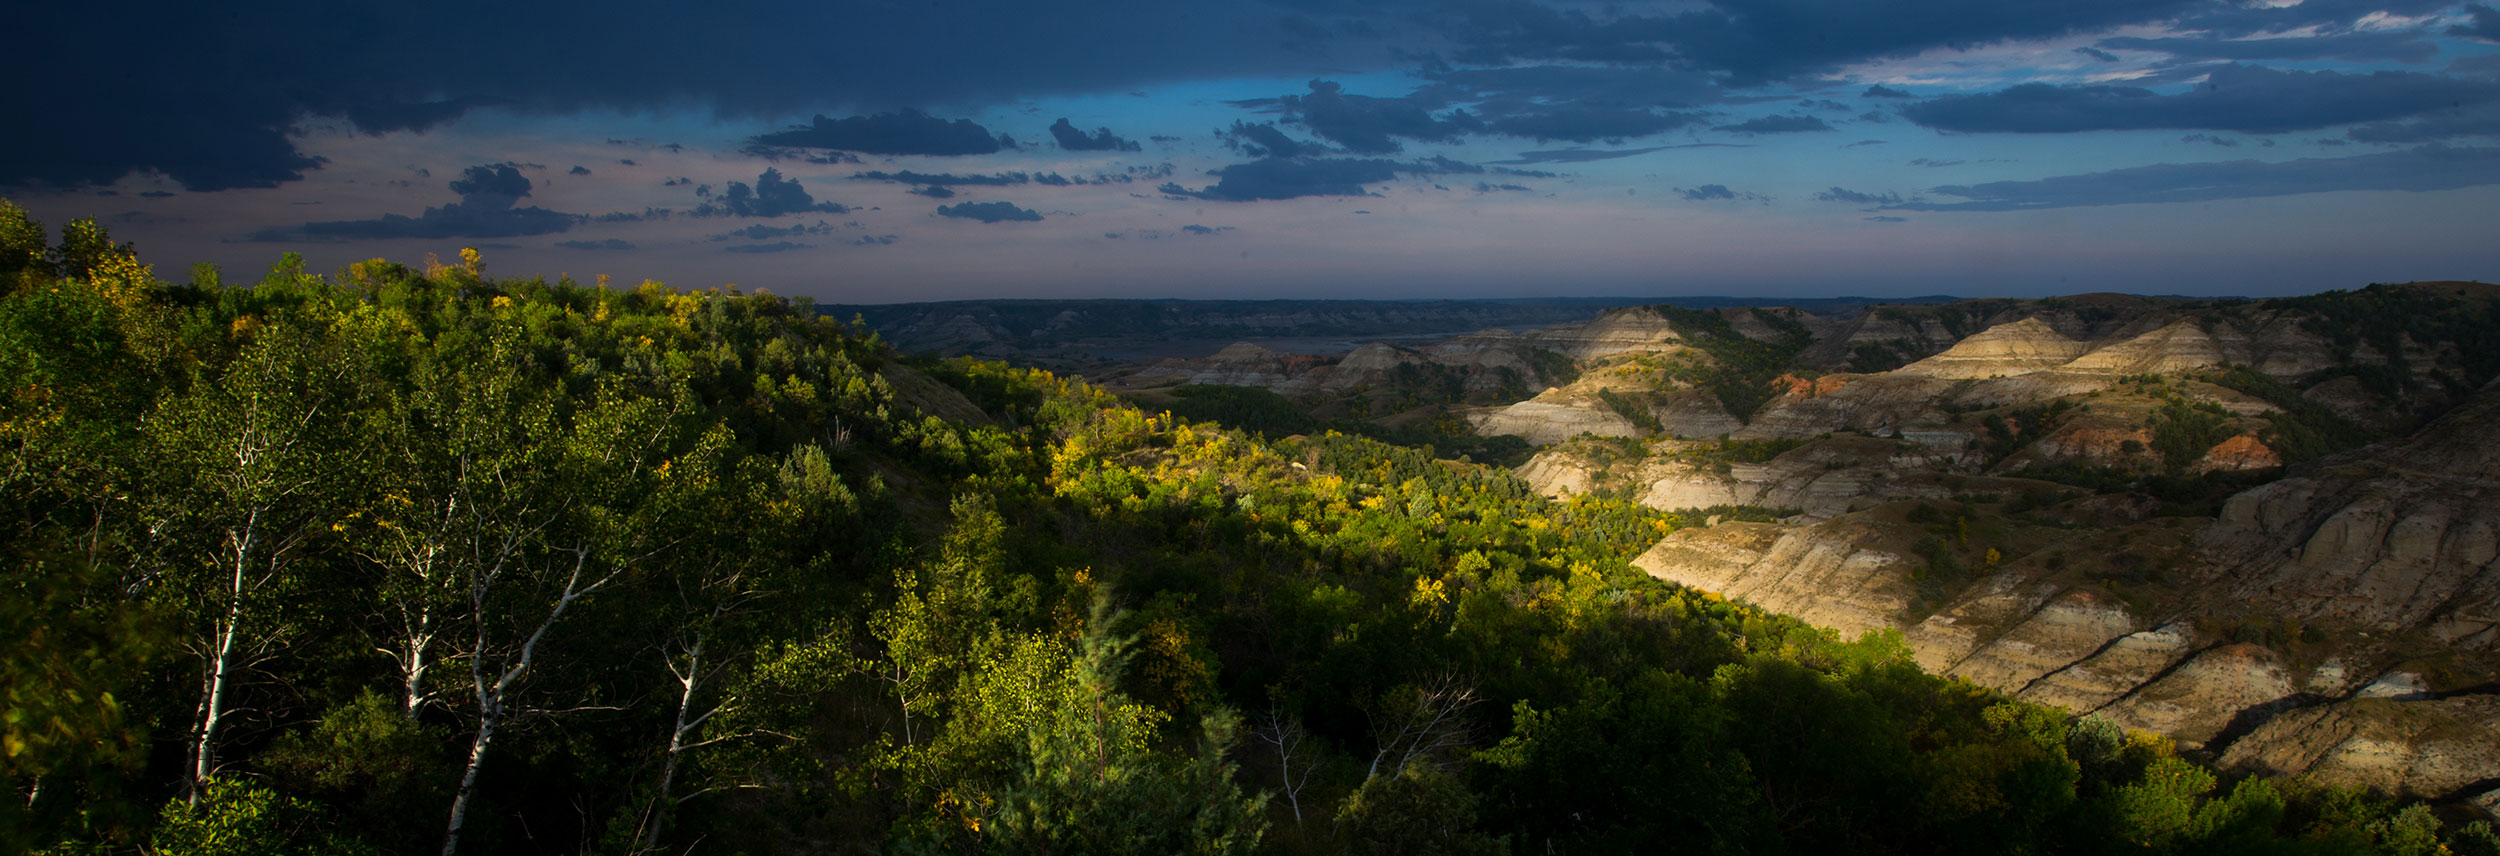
left=3, top=203, right=2491, bottom=855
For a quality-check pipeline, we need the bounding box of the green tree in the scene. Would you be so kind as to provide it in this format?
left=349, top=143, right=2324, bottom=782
left=985, top=620, right=1267, bottom=855
left=149, top=778, right=367, bottom=856
left=141, top=317, right=367, bottom=801
left=2108, top=756, right=2215, bottom=849
left=1332, top=767, right=1503, bottom=856
left=0, top=200, right=48, bottom=284
left=258, top=692, right=454, bottom=849
left=437, top=373, right=697, bottom=856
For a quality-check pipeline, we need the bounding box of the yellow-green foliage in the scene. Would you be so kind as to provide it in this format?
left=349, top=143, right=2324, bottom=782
left=2, top=215, right=2475, bottom=856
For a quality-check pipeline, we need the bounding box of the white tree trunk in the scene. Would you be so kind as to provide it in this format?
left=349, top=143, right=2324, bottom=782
left=189, top=511, right=258, bottom=802
left=400, top=604, right=436, bottom=719
left=643, top=631, right=709, bottom=851
left=440, top=546, right=607, bottom=856
left=440, top=709, right=498, bottom=856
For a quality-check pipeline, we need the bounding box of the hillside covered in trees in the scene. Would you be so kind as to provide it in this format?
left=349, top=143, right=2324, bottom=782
left=6, top=201, right=2498, bottom=855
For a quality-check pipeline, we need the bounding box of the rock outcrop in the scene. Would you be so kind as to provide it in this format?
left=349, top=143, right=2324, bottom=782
left=1623, top=378, right=2500, bottom=810
left=1472, top=397, right=1641, bottom=445
left=1516, top=307, right=1684, bottom=359
left=1128, top=342, right=1333, bottom=393
left=2219, top=695, right=2500, bottom=801
left=1634, top=519, right=1918, bottom=640
left=2194, top=380, right=2500, bottom=648
left=2061, top=319, right=2229, bottom=376
left=1895, top=318, right=2089, bottom=379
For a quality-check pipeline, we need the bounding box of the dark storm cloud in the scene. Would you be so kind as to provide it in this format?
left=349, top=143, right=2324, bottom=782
left=255, top=164, right=582, bottom=241
left=1901, top=65, right=2500, bottom=134
left=851, top=170, right=1031, bottom=186
left=710, top=222, right=829, bottom=242
left=1440, top=0, right=2200, bottom=84
left=1676, top=184, right=1736, bottom=200
left=911, top=186, right=958, bottom=198
left=1278, top=80, right=1474, bottom=153
left=2455, top=4, right=2500, bottom=41
left=724, top=242, right=812, bottom=254
left=1863, top=85, right=1915, bottom=99
left=1816, top=187, right=1903, bottom=204
left=1225, top=122, right=1326, bottom=158
left=1865, top=215, right=1908, bottom=222
left=1890, top=145, right=2500, bottom=211
left=449, top=164, right=532, bottom=208
left=1398, top=64, right=1721, bottom=145
left=2097, top=32, right=2438, bottom=64
left=1164, top=158, right=1402, bottom=200
left=1413, top=65, right=1725, bottom=112
left=1159, top=155, right=1478, bottom=201
left=1436, top=0, right=1675, bottom=65
left=2075, top=46, right=2122, bottom=62
left=1717, top=114, right=1834, bottom=134
left=340, top=98, right=502, bottom=135
left=935, top=201, right=1045, bottom=222
left=4, top=0, right=1344, bottom=191
left=23, top=0, right=2489, bottom=196
left=1049, top=118, right=1143, bottom=152
left=2345, top=103, right=2500, bottom=142
left=1487, top=106, right=1704, bottom=142
left=2455, top=54, right=2500, bottom=79
left=1485, top=144, right=1737, bottom=164
left=753, top=111, right=1006, bottom=155
left=557, top=238, right=636, bottom=251
left=696, top=169, right=847, bottom=218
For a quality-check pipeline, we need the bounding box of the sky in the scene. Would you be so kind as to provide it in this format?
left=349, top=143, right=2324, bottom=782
left=6, top=0, right=2500, bottom=302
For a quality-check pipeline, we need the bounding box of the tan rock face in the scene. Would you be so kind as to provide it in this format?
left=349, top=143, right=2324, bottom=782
left=1634, top=519, right=1917, bottom=641
left=1904, top=575, right=2065, bottom=672
left=1519, top=434, right=1966, bottom=518
left=1471, top=399, right=1639, bottom=445
left=2063, top=320, right=2228, bottom=376
left=1521, top=307, right=1684, bottom=359
left=2102, top=644, right=2299, bottom=749
left=2017, top=623, right=2199, bottom=715
left=1732, top=374, right=1966, bottom=441
left=2219, top=696, right=2500, bottom=802
left=1491, top=292, right=2500, bottom=806
left=1945, top=589, right=2144, bottom=693
left=1652, top=389, right=1748, bottom=438
left=1896, top=317, right=2090, bottom=379
left=1130, top=342, right=1337, bottom=393
left=2194, top=380, right=2500, bottom=646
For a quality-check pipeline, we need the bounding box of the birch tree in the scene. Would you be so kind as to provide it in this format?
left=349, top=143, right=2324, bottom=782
left=436, top=348, right=694, bottom=856
left=143, top=317, right=364, bottom=802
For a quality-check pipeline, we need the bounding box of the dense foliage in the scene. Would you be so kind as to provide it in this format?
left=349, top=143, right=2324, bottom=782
left=1650, top=306, right=1812, bottom=421
left=5, top=203, right=2491, bottom=855
left=2204, top=365, right=2376, bottom=463
left=2260, top=283, right=2500, bottom=395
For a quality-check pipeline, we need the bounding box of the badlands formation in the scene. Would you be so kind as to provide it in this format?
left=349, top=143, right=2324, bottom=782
left=1499, top=288, right=2500, bottom=817
left=900, top=283, right=2500, bottom=815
